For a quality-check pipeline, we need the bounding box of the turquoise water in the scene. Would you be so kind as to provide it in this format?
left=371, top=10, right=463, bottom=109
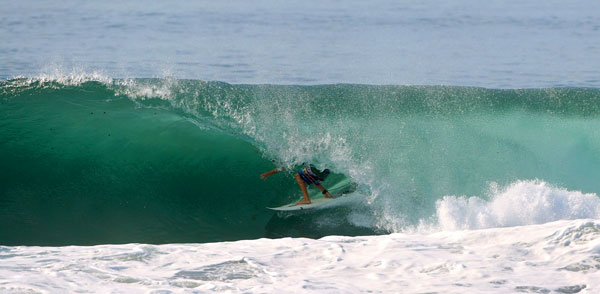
left=2, top=78, right=599, bottom=245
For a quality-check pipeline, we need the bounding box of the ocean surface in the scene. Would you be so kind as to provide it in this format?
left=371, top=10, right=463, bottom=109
left=2, top=0, right=600, bottom=293
left=2, top=0, right=600, bottom=87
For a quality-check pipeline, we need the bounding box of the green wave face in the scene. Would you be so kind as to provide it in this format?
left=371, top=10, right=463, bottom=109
left=2, top=79, right=600, bottom=245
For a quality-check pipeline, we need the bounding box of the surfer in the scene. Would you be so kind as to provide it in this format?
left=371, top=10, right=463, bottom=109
left=261, top=163, right=332, bottom=205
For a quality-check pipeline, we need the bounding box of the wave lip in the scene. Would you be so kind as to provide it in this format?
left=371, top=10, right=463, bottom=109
left=434, top=180, right=600, bottom=231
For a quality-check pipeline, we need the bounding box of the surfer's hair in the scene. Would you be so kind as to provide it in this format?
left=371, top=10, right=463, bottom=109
left=323, top=169, right=330, bottom=174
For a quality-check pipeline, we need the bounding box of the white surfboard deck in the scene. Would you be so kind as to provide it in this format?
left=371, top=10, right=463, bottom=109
left=267, top=178, right=356, bottom=212
left=266, top=196, right=338, bottom=211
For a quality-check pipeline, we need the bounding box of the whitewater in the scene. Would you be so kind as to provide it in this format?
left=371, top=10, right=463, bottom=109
left=1, top=220, right=598, bottom=293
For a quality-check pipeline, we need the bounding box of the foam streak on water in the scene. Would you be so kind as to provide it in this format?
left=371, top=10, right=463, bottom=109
left=1, top=219, right=598, bottom=293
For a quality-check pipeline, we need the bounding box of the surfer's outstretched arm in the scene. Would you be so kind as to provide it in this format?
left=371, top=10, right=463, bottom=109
left=315, top=184, right=333, bottom=198
left=260, top=167, right=284, bottom=179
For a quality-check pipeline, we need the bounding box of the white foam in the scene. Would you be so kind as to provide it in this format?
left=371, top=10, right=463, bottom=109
left=1, top=219, right=598, bottom=293
left=434, top=180, right=600, bottom=231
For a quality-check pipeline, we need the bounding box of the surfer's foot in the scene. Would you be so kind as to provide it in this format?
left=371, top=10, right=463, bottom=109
left=324, top=194, right=333, bottom=198
left=296, top=200, right=311, bottom=205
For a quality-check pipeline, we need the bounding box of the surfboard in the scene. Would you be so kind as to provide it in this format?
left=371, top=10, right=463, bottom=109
left=267, top=177, right=356, bottom=211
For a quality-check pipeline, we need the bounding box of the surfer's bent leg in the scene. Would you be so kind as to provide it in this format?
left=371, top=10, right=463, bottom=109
left=295, top=173, right=311, bottom=205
